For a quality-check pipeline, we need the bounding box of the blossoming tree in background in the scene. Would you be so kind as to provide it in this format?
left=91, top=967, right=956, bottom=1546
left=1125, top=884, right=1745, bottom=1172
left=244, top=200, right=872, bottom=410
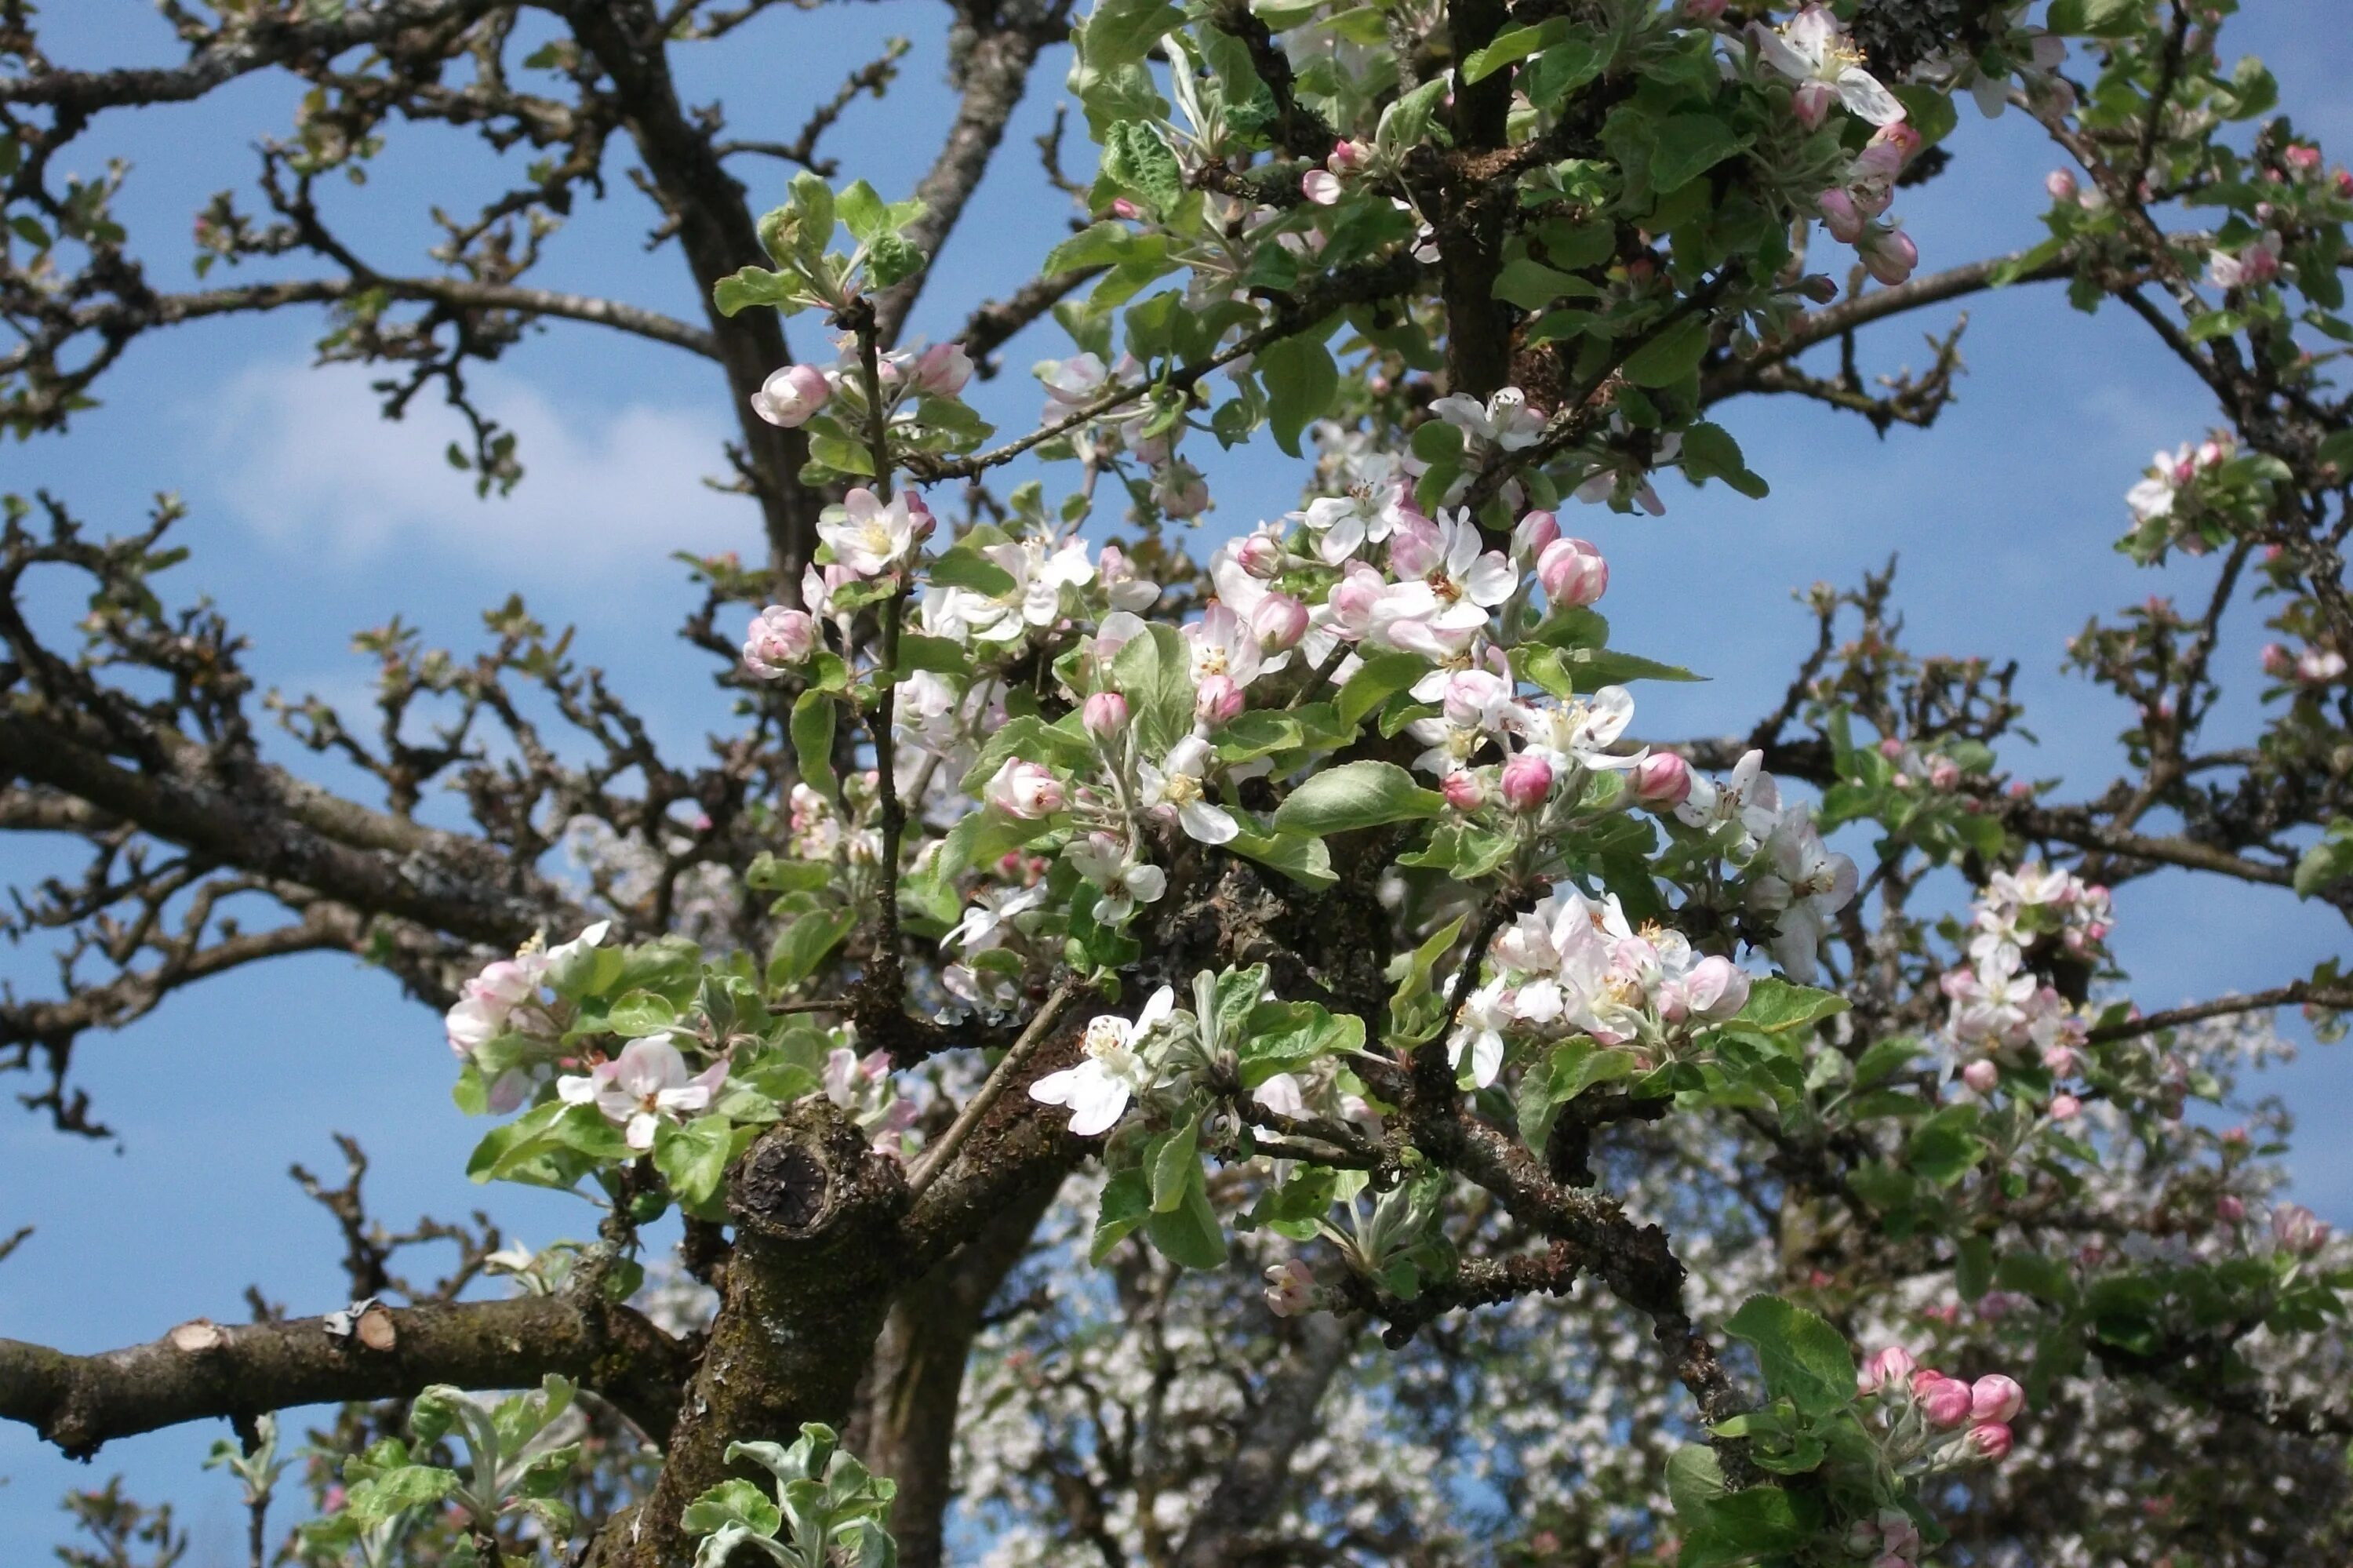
left=4, top=1, right=2353, bottom=1565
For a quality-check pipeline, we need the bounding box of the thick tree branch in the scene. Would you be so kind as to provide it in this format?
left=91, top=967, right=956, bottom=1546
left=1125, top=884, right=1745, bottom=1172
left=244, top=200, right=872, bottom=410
left=0, top=1293, right=688, bottom=1458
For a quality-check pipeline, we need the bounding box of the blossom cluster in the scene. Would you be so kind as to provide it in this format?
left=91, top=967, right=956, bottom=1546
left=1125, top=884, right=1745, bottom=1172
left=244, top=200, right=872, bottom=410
left=1448, top=886, right=1753, bottom=1087
left=442, top=920, right=612, bottom=1111
left=1849, top=1347, right=2029, bottom=1566
left=1940, top=864, right=2111, bottom=1098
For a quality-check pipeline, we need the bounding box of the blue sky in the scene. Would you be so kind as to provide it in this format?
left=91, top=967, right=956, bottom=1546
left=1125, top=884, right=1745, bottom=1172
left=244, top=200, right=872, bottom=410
left=3, top=2, right=2351, bottom=1559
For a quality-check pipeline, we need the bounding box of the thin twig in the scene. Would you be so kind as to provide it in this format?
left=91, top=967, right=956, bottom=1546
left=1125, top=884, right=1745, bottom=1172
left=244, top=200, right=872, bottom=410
left=905, top=980, right=1081, bottom=1202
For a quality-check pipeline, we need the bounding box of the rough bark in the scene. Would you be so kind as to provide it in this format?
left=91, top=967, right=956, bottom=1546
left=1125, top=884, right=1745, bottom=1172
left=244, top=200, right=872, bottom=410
left=847, top=1177, right=1067, bottom=1568
left=604, top=1101, right=914, bottom=1568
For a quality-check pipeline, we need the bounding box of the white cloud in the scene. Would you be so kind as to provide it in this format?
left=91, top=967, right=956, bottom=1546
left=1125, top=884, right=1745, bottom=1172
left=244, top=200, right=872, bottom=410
left=198, top=358, right=755, bottom=573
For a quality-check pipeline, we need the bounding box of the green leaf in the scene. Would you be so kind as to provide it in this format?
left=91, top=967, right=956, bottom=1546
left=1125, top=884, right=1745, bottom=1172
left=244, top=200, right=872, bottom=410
left=606, top=989, right=678, bottom=1039
left=1723, top=1293, right=1857, bottom=1417
left=1665, top=1444, right=1728, bottom=1521
left=1150, top=1118, right=1201, bottom=1213
left=1226, top=828, right=1339, bottom=890
left=1238, top=999, right=1366, bottom=1086
left=791, top=689, right=838, bottom=799
left=1376, top=78, right=1449, bottom=155
left=1101, top=121, right=1184, bottom=215
left=1093, top=1167, right=1152, bottom=1263
left=1336, top=649, right=1427, bottom=726
left=1906, top=1104, right=1988, bottom=1184
left=1273, top=761, right=1442, bottom=835
left=1111, top=623, right=1198, bottom=757
left=1733, top=977, right=1849, bottom=1035
left=712, top=266, right=802, bottom=318
left=1083, top=0, right=1183, bottom=72
left=1460, top=19, right=1566, bottom=84
left=1647, top=113, right=1748, bottom=194
left=682, top=1479, right=784, bottom=1541
left=1515, top=1040, right=1641, bottom=1148
left=767, top=906, right=860, bottom=988
left=344, top=1464, right=460, bottom=1527
left=2046, top=0, right=2149, bottom=36
left=1145, top=1165, right=1229, bottom=1269
left=655, top=1115, right=734, bottom=1210
left=1493, top=257, right=1591, bottom=311
left=2293, top=817, right=2353, bottom=899
left=1677, top=420, right=1769, bottom=499
left=1258, top=333, right=1339, bottom=458
left=1621, top=311, right=1713, bottom=387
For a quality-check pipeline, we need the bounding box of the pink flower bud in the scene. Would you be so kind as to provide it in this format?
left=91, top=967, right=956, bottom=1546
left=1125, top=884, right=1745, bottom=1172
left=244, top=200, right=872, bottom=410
left=1500, top=754, right=1555, bottom=813
left=1328, top=139, right=1373, bottom=175
left=1251, top=591, right=1310, bottom=653
left=1857, top=1344, right=1916, bottom=1392
left=1511, top=509, right=1561, bottom=561
left=1962, top=1059, right=1999, bottom=1093
left=2217, top=1194, right=2246, bottom=1224
left=1083, top=691, right=1130, bottom=740
left=1235, top=531, right=1286, bottom=579
left=2273, top=1201, right=2330, bottom=1254
left=1442, top=769, right=1487, bottom=812
left=987, top=759, right=1066, bottom=819
left=1630, top=751, right=1693, bottom=810
left=2046, top=169, right=2078, bottom=202
left=743, top=606, right=819, bottom=677
left=1109, top=197, right=1141, bottom=220
left=752, top=363, right=831, bottom=427
left=2286, top=144, right=2323, bottom=175
left=1878, top=737, right=1906, bottom=760
left=2049, top=1093, right=2082, bottom=1121
left=1537, top=537, right=1609, bottom=607
left=1970, top=1374, right=2026, bottom=1423
left=1798, top=273, right=1839, bottom=303
left=914, top=342, right=973, bottom=397
left=1963, top=1421, right=2014, bottom=1461
left=1919, top=1375, right=1974, bottom=1428
left=1869, top=122, right=1922, bottom=167
left=1816, top=187, right=1866, bottom=244
left=1679, top=956, right=1750, bottom=1023
left=1301, top=169, right=1344, bottom=206
left=1196, top=673, right=1246, bottom=725
left=2041, top=1042, right=2081, bottom=1077
left=1861, top=227, right=1919, bottom=286
left=1791, top=79, right=1837, bottom=131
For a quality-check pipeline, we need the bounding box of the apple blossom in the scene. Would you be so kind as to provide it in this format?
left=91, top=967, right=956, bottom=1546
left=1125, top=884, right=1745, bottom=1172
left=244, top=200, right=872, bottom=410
left=1441, top=769, right=1486, bottom=811
left=1027, top=984, right=1178, bottom=1135
left=1264, top=1259, right=1317, bottom=1317
left=1962, top=1058, right=2000, bottom=1093
left=1327, top=138, right=1371, bottom=175
left=742, top=605, right=818, bottom=677
left=2047, top=169, right=2078, bottom=201
left=1971, top=1374, right=2026, bottom=1423
left=1249, top=591, right=1310, bottom=653
left=1857, top=1345, right=1917, bottom=1392
left=1300, top=168, right=1343, bottom=206
left=1918, top=1374, right=1974, bottom=1428
left=2049, top=1093, right=2082, bottom=1120
left=1629, top=751, right=1693, bottom=810
left=1963, top=1423, right=2015, bottom=1461
left=1065, top=831, right=1167, bottom=924
left=1138, top=736, right=1239, bottom=844
left=1429, top=387, right=1546, bottom=451
left=1499, top=753, right=1554, bottom=813
left=1748, top=815, right=1860, bottom=984
left=1816, top=186, right=1865, bottom=244
left=557, top=1037, right=726, bottom=1151
left=1860, top=227, right=1919, bottom=286
left=985, top=759, right=1066, bottom=819
left=1233, top=531, right=1286, bottom=579
left=1752, top=5, right=1907, bottom=129
left=819, top=486, right=931, bottom=577
left=1082, top=690, right=1129, bottom=740
left=1195, top=673, right=1245, bottom=726
left=1037, top=351, right=1109, bottom=405
left=2273, top=1202, right=2331, bottom=1255
left=751, top=362, right=831, bottom=427
left=943, top=882, right=1048, bottom=954
left=911, top=341, right=973, bottom=396
left=1537, top=536, right=1609, bottom=607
